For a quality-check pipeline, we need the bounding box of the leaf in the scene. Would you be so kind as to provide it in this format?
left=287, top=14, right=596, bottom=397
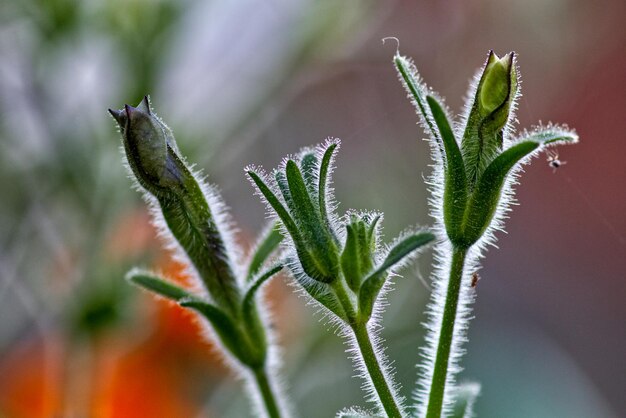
left=241, top=265, right=283, bottom=357
left=461, top=125, right=578, bottom=246
left=300, top=151, right=319, bottom=198
left=243, top=265, right=283, bottom=319
left=426, top=95, right=468, bottom=243
left=359, top=232, right=435, bottom=320
left=180, top=298, right=257, bottom=366
left=341, top=223, right=362, bottom=292
left=515, top=124, right=579, bottom=146
left=246, top=223, right=283, bottom=281
left=450, top=382, right=481, bottom=418
left=461, top=141, right=538, bottom=245
left=394, top=54, right=443, bottom=156
left=126, top=268, right=191, bottom=301
left=318, top=142, right=339, bottom=232
left=247, top=170, right=301, bottom=242
left=286, top=160, right=338, bottom=282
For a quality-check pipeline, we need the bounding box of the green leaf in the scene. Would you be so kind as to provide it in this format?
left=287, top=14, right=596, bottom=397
left=394, top=55, right=443, bottom=156
left=359, top=232, right=435, bottom=320
left=426, top=95, right=468, bottom=244
left=246, top=223, right=283, bottom=281
left=241, top=265, right=283, bottom=360
left=248, top=170, right=301, bottom=242
left=318, top=142, right=339, bottom=237
left=295, top=274, right=345, bottom=321
left=461, top=141, right=539, bottom=245
left=450, top=382, right=481, bottom=418
left=286, top=160, right=338, bottom=282
left=300, top=151, right=319, bottom=198
left=341, top=224, right=362, bottom=292
left=126, top=268, right=191, bottom=301
left=180, top=298, right=259, bottom=366
left=515, top=124, right=579, bottom=146
left=243, top=265, right=283, bottom=318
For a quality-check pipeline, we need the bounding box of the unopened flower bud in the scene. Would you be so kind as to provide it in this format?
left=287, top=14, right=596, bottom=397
left=477, top=51, right=517, bottom=130
left=109, top=96, right=184, bottom=195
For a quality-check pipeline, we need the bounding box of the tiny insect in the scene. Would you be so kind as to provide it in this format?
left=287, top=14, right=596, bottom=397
left=470, top=272, right=480, bottom=288
left=546, top=150, right=566, bottom=173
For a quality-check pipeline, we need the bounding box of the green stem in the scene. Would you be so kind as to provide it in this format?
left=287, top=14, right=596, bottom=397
left=332, top=279, right=402, bottom=417
left=426, top=247, right=467, bottom=418
left=353, top=323, right=403, bottom=418
left=252, top=367, right=282, bottom=418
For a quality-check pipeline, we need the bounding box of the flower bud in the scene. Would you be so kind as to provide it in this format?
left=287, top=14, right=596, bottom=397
left=477, top=51, right=517, bottom=130
left=109, top=96, right=184, bottom=195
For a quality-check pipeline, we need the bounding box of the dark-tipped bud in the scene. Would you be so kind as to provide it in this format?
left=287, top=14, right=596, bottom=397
left=110, top=96, right=184, bottom=195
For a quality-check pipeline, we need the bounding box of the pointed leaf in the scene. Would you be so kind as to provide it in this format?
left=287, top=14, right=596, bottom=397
left=286, top=160, right=338, bottom=282
left=376, top=232, right=435, bottom=275
left=515, top=124, right=579, bottom=146
left=341, top=224, right=362, bottom=292
left=394, top=54, right=443, bottom=155
left=247, top=170, right=301, bottom=241
left=246, top=223, right=283, bottom=281
left=461, top=141, right=538, bottom=245
left=450, top=382, right=481, bottom=418
left=300, top=151, right=319, bottom=198
left=427, top=95, right=468, bottom=243
left=180, top=298, right=256, bottom=365
left=243, top=265, right=283, bottom=317
left=126, top=269, right=191, bottom=301
left=359, top=232, right=435, bottom=320
left=319, top=142, right=338, bottom=232
left=241, top=264, right=283, bottom=359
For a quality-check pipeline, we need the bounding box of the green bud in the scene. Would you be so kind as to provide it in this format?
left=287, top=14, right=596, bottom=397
left=461, top=51, right=518, bottom=188
left=479, top=52, right=514, bottom=114
left=109, top=96, right=184, bottom=195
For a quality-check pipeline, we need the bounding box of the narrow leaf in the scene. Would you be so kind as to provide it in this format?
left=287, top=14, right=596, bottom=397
left=515, top=124, right=579, bottom=146
left=427, top=95, right=468, bottom=243
left=246, top=223, right=283, bottom=281
left=318, top=142, right=338, bottom=233
left=375, top=232, right=435, bottom=275
left=394, top=55, right=442, bottom=155
left=243, top=265, right=283, bottom=316
left=180, top=298, right=254, bottom=365
left=341, top=224, right=362, bottom=292
left=359, top=232, right=435, bottom=320
left=300, top=151, right=319, bottom=198
left=126, top=269, right=191, bottom=301
left=286, top=160, right=338, bottom=281
left=241, top=264, right=283, bottom=357
left=247, top=170, right=300, bottom=240
left=461, top=141, right=539, bottom=245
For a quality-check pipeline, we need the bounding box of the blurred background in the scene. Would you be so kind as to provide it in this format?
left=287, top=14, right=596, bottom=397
left=0, top=0, right=624, bottom=417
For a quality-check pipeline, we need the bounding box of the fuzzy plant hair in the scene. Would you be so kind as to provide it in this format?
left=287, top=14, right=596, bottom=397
left=393, top=49, right=578, bottom=418
left=246, top=139, right=435, bottom=418
left=109, top=97, right=291, bottom=418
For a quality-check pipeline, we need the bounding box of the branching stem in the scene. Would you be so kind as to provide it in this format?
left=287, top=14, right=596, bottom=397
left=426, top=246, right=467, bottom=418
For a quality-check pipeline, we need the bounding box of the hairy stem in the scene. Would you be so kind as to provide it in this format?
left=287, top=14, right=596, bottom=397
left=252, top=367, right=282, bottom=418
left=331, top=279, right=402, bottom=417
left=426, top=247, right=467, bottom=418
left=353, top=323, right=403, bottom=418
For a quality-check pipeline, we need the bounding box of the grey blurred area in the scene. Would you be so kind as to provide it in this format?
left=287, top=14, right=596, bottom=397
left=0, top=0, right=624, bottom=416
